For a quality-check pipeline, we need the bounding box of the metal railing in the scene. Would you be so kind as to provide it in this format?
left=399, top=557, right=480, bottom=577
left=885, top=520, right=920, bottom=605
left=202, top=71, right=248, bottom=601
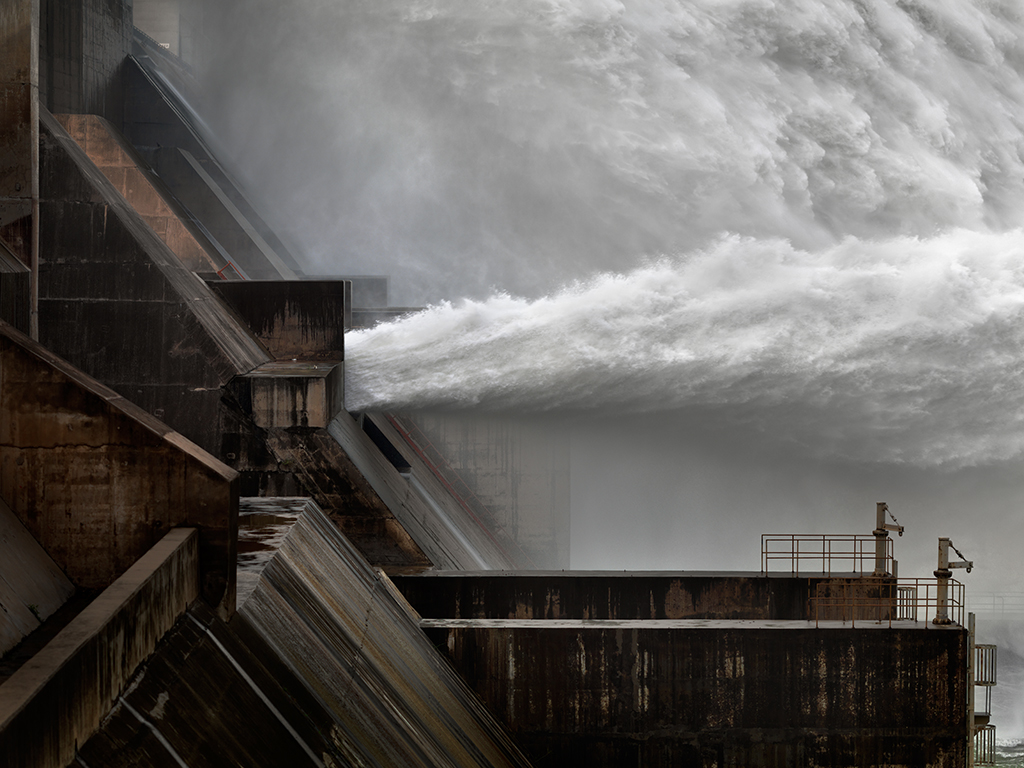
left=809, top=578, right=965, bottom=627
left=975, top=644, right=997, bottom=686
left=762, top=533, right=892, bottom=576
left=967, top=592, right=1024, bottom=618
left=974, top=724, right=996, bottom=766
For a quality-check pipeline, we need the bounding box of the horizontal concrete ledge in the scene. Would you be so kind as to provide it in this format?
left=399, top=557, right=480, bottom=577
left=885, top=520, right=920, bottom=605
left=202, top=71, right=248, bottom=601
left=420, top=618, right=963, bottom=631
left=404, top=570, right=883, bottom=579
left=0, top=528, right=200, bottom=768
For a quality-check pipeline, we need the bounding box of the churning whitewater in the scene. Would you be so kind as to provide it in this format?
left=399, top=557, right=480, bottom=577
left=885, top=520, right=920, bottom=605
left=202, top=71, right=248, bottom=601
left=315, top=0, right=1024, bottom=468
left=346, top=230, right=1024, bottom=467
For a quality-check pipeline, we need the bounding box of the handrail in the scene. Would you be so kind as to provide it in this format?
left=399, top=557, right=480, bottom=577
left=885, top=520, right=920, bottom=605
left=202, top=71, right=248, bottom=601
left=761, top=533, right=892, bottom=576
left=809, top=578, right=966, bottom=628
left=974, top=724, right=996, bottom=766
left=975, top=644, right=997, bottom=686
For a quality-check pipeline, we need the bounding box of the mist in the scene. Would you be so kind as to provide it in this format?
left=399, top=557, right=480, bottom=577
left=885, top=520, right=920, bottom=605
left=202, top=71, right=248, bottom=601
left=200, top=0, right=1024, bottom=737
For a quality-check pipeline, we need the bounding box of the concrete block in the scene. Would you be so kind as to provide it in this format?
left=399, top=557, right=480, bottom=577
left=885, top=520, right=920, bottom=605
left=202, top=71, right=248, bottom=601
left=234, top=361, right=343, bottom=429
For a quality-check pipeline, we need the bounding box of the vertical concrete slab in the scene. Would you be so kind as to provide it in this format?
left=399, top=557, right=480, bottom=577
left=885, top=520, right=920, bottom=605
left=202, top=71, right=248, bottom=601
left=0, top=0, right=38, bottom=336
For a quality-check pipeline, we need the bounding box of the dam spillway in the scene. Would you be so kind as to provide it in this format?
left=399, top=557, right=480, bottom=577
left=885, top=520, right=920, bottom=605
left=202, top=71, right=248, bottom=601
left=0, top=1, right=1012, bottom=766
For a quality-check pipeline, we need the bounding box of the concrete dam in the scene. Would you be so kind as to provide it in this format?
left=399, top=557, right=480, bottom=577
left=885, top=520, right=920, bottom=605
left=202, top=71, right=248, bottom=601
left=0, top=1, right=1007, bottom=766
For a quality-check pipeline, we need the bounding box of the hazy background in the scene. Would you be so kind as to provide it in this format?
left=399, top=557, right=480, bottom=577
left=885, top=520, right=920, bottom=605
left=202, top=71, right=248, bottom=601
left=198, top=0, right=1024, bottom=735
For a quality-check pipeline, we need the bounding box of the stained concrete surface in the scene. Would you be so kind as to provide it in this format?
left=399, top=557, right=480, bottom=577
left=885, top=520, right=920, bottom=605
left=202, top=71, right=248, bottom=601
left=0, top=528, right=198, bottom=768
left=74, top=498, right=533, bottom=768
left=56, top=112, right=222, bottom=273
left=0, top=319, right=237, bottom=615
left=0, top=496, right=75, bottom=656
left=38, top=107, right=271, bottom=455
left=425, top=620, right=968, bottom=767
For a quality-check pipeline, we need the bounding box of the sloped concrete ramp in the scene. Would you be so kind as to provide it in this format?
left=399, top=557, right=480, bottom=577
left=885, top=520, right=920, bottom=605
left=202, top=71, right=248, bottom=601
left=75, top=498, right=532, bottom=767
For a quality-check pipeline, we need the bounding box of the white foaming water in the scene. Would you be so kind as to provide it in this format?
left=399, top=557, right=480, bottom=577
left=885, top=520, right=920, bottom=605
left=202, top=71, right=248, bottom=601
left=348, top=229, right=1024, bottom=466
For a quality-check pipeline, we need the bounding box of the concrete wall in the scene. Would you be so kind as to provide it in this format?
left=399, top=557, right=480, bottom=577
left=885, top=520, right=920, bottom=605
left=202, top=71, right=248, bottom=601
left=37, top=107, right=271, bottom=454
left=38, top=0, right=131, bottom=124
left=208, top=280, right=348, bottom=360
left=123, top=53, right=305, bottom=280
left=398, top=413, right=571, bottom=569
left=0, top=527, right=199, bottom=768
left=56, top=112, right=222, bottom=273
left=0, top=319, right=237, bottom=615
left=424, top=620, right=968, bottom=767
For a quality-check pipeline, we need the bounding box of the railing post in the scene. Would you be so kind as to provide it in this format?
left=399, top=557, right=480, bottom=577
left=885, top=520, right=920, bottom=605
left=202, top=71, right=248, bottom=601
left=968, top=612, right=975, bottom=768
left=934, top=538, right=973, bottom=625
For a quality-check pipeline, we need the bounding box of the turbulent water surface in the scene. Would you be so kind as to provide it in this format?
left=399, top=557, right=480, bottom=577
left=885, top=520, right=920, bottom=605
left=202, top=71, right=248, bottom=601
left=317, top=0, right=1024, bottom=469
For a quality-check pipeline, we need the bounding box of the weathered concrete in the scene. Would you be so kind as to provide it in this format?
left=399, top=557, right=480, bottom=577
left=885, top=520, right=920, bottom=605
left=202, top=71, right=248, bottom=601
left=208, top=279, right=349, bottom=360
left=0, top=237, right=29, bottom=332
left=396, top=571, right=827, bottom=621
left=0, top=496, right=74, bottom=657
left=331, top=412, right=520, bottom=570
left=236, top=498, right=532, bottom=766
left=398, top=413, right=572, bottom=569
left=424, top=619, right=968, bottom=768
left=124, top=52, right=304, bottom=280
left=55, top=113, right=222, bottom=273
left=219, top=403, right=433, bottom=570
left=0, top=527, right=198, bottom=768
left=38, top=0, right=131, bottom=124
left=0, top=319, right=237, bottom=615
left=37, top=107, right=271, bottom=454
left=0, top=0, right=39, bottom=335
left=232, top=361, right=344, bottom=430
left=75, top=498, right=533, bottom=767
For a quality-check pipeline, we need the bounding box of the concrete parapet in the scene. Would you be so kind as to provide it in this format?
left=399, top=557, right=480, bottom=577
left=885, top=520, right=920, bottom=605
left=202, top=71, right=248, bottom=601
left=395, top=571, right=843, bottom=621
left=0, top=319, right=237, bottom=616
left=424, top=618, right=968, bottom=767
left=0, top=527, right=198, bottom=768
left=232, top=361, right=344, bottom=429
left=208, top=279, right=349, bottom=360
